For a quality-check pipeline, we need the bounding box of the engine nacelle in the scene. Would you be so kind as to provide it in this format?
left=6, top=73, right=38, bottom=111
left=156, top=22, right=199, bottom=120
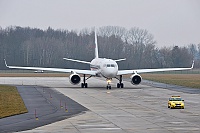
left=130, top=74, right=142, bottom=85
left=69, top=74, right=81, bottom=85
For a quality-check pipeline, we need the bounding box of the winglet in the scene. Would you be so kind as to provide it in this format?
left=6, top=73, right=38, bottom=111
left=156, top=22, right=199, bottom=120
left=191, top=60, right=194, bottom=69
left=4, top=59, right=8, bottom=67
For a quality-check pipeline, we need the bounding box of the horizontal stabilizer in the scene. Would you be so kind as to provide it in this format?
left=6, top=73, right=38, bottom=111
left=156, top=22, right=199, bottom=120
left=114, top=58, right=126, bottom=62
left=63, top=58, right=90, bottom=64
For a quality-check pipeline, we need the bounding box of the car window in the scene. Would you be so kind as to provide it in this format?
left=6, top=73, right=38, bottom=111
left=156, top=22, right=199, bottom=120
left=171, top=98, right=182, bottom=101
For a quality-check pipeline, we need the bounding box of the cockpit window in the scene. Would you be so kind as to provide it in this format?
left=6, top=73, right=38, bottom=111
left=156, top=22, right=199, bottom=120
left=106, top=64, right=115, bottom=67
left=107, top=64, right=111, bottom=67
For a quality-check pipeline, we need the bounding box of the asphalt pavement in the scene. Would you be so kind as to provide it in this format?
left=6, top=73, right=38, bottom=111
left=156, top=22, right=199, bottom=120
left=0, top=85, right=88, bottom=133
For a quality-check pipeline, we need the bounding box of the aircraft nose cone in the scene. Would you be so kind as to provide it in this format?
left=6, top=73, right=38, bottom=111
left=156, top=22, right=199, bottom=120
left=104, top=68, right=117, bottom=78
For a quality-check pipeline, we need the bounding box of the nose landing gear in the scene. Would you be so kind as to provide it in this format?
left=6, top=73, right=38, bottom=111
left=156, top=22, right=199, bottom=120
left=106, top=79, right=112, bottom=90
left=107, top=84, right=111, bottom=90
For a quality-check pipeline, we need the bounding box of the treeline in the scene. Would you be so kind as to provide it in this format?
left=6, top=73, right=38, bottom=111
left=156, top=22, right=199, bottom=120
left=0, top=26, right=199, bottom=70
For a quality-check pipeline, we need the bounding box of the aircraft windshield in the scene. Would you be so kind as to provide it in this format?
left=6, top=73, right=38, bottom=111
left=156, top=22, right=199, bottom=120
left=106, top=64, right=115, bottom=67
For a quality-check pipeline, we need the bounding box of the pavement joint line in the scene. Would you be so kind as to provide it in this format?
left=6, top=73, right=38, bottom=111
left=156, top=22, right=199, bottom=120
left=75, top=81, right=200, bottom=131
left=0, top=77, right=199, bottom=132
left=71, top=89, right=127, bottom=132
left=69, top=121, right=81, bottom=133
left=75, top=87, right=168, bottom=132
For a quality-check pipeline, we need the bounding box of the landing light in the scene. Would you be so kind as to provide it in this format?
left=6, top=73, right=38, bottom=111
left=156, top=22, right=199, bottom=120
left=107, top=79, right=112, bottom=83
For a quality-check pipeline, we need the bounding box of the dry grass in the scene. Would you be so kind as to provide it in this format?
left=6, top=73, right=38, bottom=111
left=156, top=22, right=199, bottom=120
left=141, top=74, right=200, bottom=89
left=0, top=85, right=28, bottom=118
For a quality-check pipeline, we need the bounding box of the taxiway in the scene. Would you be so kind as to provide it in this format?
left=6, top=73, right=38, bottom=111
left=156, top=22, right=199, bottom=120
left=0, top=77, right=199, bottom=133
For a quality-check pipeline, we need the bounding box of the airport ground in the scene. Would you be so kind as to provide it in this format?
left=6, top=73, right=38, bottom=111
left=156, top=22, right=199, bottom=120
left=0, top=77, right=199, bottom=133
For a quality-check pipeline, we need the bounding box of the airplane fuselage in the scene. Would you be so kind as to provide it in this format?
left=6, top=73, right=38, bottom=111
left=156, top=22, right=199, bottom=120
left=90, top=58, right=118, bottom=79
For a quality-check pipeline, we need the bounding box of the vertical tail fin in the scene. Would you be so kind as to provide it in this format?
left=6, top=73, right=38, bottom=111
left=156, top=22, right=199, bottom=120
left=95, top=30, right=99, bottom=58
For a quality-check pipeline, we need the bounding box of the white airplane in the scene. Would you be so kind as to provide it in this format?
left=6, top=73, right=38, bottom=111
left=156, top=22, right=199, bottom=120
left=4, top=31, right=194, bottom=89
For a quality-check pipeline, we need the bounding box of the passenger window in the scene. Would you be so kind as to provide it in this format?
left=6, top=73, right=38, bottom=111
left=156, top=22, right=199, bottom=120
left=111, top=64, right=115, bottom=67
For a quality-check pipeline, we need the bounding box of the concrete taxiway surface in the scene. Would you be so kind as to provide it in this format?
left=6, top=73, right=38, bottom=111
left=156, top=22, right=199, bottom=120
left=0, top=77, right=199, bottom=133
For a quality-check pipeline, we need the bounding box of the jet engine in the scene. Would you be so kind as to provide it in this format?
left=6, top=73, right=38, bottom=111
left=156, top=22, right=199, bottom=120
left=69, top=74, right=81, bottom=85
left=130, top=74, right=142, bottom=85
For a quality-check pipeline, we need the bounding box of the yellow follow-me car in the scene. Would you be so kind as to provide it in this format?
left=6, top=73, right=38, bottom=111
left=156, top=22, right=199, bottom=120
left=168, top=96, right=184, bottom=109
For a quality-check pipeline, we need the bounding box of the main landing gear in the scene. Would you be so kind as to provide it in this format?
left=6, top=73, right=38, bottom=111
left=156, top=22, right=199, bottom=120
left=81, top=74, right=92, bottom=88
left=117, top=75, right=124, bottom=88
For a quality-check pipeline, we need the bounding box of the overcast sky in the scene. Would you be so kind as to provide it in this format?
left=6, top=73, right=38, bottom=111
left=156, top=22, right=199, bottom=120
left=0, top=0, right=199, bottom=47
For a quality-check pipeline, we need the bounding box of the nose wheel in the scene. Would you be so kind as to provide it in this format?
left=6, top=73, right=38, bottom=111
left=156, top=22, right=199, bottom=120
left=107, top=84, right=111, bottom=90
left=106, top=79, right=112, bottom=89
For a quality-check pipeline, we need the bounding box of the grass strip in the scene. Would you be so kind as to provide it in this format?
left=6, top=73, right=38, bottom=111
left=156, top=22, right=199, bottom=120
left=141, top=74, right=200, bottom=89
left=0, top=85, right=28, bottom=118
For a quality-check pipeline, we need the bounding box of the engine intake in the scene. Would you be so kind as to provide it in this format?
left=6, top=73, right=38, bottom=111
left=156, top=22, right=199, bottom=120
left=69, top=74, right=81, bottom=85
left=130, top=74, right=142, bottom=85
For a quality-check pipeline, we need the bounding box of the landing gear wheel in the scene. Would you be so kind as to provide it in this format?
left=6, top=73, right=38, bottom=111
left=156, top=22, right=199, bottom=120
left=117, top=83, right=120, bottom=88
left=121, top=83, right=124, bottom=88
left=81, top=74, right=89, bottom=88
left=116, top=75, right=124, bottom=88
left=85, top=83, right=88, bottom=88
left=107, top=85, right=111, bottom=90
left=117, top=83, right=124, bottom=88
left=81, top=83, right=84, bottom=88
left=81, top=83, right=88, bottom=88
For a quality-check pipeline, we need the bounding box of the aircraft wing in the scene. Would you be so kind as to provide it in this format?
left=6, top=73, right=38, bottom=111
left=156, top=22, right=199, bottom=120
left=117, top=61, right=194, bottom=75
left=4, top=60, right=96, bottom=75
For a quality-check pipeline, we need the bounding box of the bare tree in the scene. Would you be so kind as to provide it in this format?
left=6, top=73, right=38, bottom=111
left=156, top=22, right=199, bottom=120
left=125, top=27, right=156, bottom=68
left=98, top=26, right=126, bottom=38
